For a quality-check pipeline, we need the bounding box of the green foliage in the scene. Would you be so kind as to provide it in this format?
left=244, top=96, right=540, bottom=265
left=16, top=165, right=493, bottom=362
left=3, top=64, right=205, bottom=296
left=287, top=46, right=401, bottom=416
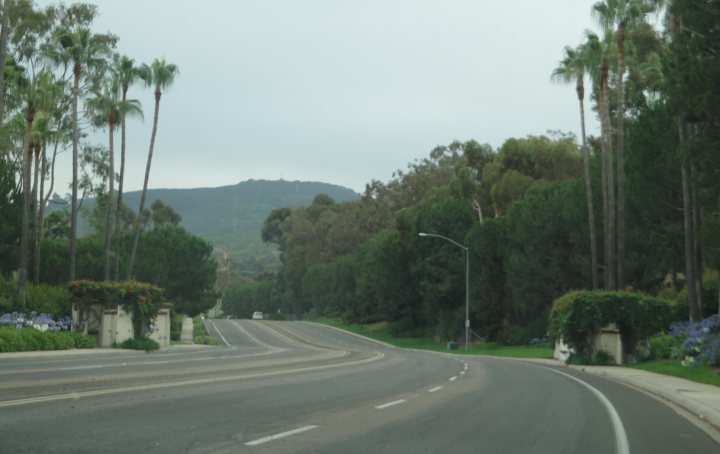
left=68, top=280, right=164, bottom=338
left=548, top=290, right=673, bottom=361
left=133, top=224, right=217, bottom=317
left=0, top=326, right=95, bottom=352
left=0, top=158, right=20, bottom=275
left=170, top=311, right=183, bottom=341
left=194, top=335, right=218, bottom=346
left=648, top=334, right=675, bottom=360
left=119, top=336, right=159, bottom=352
left=0, top=275, right=71, bottom=317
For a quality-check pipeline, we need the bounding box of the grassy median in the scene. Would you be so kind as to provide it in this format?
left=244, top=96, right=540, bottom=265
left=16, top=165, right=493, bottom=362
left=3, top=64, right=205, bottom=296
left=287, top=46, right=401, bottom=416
left=311, top=317, right=554, bottom=359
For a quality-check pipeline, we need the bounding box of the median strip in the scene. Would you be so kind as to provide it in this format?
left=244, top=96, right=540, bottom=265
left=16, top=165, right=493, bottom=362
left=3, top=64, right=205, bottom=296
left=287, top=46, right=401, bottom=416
left=245, top=425, right=318, bottom=446
left=375, top=399, right=406, bottom=409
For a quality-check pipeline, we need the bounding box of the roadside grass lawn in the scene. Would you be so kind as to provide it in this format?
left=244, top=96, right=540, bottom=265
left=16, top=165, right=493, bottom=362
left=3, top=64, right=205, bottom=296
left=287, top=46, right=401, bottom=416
left=312, top=317, right=554, bottom=359
left=628, top=359, right=720, bottom=387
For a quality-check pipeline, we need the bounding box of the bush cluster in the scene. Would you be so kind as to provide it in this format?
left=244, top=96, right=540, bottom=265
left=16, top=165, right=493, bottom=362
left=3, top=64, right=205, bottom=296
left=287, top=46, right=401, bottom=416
left=548, top=290, right=672, bottom=362
left=0, top=326, right=95, bottom=352
left=119, top=336, right=160, bottom=352
left=194, top=335, right=218, bottom=346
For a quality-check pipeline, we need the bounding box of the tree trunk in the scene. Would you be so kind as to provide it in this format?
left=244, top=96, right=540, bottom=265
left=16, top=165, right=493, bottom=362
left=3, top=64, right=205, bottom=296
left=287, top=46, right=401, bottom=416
left=127, top=89, right=161, bottom=278
left=30, top=144, right=40, bottom=279
left=578, top=82, right=598, bottom=290
left=19, top=108, right=35, bottom=302
left=0, top=0, right=11, bottom=126
left=33, top=145, right=46, bottom=283
left=616, top=26, right=626, bottom=290
left=114, top=87, right=128, bottom=280
left=691, top=163, right=703, bottom=314
left=680, top=122, right=701, bottom=321
left=103, top=115, right=115, bottom=281
left=600, top=64, right=615, bottom=290
left=70, top=62, right=81, bottom=282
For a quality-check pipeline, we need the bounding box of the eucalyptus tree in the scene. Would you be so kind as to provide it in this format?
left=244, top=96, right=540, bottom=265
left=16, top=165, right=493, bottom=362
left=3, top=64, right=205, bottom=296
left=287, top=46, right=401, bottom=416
left=127, top=58, right=178, bottom=278
left=593, top=0, right=654, bottom=289
left=551, top=45, right=599, bottom=289
left=0, top=0, right=11, bottom=126
left=58, top=26, right=114, bottom=281
left=113, top=54, right=144, bottom=280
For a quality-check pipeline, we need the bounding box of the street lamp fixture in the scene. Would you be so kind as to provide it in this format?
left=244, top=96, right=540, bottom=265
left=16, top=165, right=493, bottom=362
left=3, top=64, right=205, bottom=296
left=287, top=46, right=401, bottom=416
left=418, top=232, right=470, bottom=351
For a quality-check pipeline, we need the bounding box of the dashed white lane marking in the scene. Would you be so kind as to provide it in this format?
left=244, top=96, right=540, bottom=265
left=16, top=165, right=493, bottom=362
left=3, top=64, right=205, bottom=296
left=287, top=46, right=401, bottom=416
left=459, top=371, right=466, bottom=376
left=245, top=425, right=318, bottom=446
left=428, top=386, right=443, bottom=393
left=449, top=376, right=458, bottom=382
left=545, top=368, right=630, bottom=454
left=375, top=399, right=406, bottom=409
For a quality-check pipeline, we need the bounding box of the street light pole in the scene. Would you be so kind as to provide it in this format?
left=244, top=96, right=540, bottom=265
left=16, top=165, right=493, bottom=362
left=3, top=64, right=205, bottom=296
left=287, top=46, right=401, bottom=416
left=419, top=232, right=470, bottom=351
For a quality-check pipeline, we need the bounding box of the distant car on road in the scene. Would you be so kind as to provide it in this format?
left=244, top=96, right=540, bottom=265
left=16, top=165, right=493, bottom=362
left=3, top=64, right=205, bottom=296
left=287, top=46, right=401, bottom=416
left=251, top=311, right=264, bottom=320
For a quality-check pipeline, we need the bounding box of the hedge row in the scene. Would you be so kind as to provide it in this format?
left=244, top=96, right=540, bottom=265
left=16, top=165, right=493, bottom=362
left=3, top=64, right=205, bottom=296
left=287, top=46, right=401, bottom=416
left=0, top=326, right=95, bottom=352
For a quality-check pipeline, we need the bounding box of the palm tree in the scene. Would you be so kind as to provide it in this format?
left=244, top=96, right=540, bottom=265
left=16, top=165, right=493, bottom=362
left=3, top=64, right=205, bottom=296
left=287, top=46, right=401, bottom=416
left=113, top=54, right=144, bottom=280
left=17, top=70, right=55, bottom=299
left=593, top=0, right=653, bottom=289
left=58, top=27, right=111, bottom=282
left=581, top=30, right=616, bottom=290
left=551, top=45, right=599, bottom=290
left=86, top=71, right=142, bottom=281
left=127, top=58, right=178, bottom=278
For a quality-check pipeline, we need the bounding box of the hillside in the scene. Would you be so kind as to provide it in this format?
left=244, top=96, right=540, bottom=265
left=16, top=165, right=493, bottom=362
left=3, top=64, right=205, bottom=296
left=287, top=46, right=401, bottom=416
left=73, top=179, right=360, bottom=269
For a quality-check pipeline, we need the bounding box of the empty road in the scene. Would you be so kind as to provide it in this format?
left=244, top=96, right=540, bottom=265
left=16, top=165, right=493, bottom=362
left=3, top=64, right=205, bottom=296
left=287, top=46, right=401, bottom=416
left=0, top=319, right=718, bottom=453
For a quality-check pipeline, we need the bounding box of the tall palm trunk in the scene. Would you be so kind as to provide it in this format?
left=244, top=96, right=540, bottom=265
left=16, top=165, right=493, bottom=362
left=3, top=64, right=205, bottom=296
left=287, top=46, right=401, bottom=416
left=616, top=25, right=627, bottom=290
left=577, top=78, right=598, bottom=290
left=114, top=85, right=128, bottom=280
left=0, top=0, right=10, bottom=126
left=70, top=61, right=80, bottom=282
left=103, top=112, right=115, bottom=281
left=19, top=105, right=36, bottom=302
left=127, top=88, right=161, bottom=278
left=600, top=63, right=615, bottom=290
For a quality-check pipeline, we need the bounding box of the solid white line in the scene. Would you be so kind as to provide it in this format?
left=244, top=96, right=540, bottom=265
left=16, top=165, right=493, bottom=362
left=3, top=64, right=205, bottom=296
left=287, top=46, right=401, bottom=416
left=428, top=386, right=443, bottom=393
left=207, top=320, right=232, bottom=348
left=245, top=425, right=318, bottom=446
left=449, top=376, right=458, bottom=382
left=546, top=368, right=630, bottom=454
left=375, top=399, right=406, bottom=409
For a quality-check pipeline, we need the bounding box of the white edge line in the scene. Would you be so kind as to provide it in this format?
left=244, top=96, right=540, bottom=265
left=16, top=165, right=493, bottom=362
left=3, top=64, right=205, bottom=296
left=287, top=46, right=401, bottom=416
left=545, top=368, right=630, bottom=454
left=428, top=386, right=443, bottom=393
left=245, top=425, right=318, bottom=446
left=207, top=320, right=232, bottom=348
left=375, top=399, right=406, bottom=409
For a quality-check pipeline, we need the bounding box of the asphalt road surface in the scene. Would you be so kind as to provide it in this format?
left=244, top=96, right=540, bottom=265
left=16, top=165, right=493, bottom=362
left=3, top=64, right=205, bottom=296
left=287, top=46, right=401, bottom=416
left=1, top=319, right=718, bottom=453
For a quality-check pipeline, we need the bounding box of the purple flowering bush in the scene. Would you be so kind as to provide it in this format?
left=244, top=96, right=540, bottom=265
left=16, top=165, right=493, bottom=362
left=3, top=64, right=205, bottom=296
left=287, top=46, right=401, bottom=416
left=670, top=314, right=720, bottom=368
left=0, top=311, right=76, bottom=332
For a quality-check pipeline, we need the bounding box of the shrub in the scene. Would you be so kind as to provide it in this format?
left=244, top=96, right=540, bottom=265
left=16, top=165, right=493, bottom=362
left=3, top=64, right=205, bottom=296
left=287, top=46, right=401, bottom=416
left=0, top=325, right=95, bottom=352
left=120, top=336, right=160, bottom=352
left=648, top=334, right=675, bottom=360
left=170, top=311, right=183, bottom=341
left=498, top=319, right=548, bottom=346
left=0, top=277, right=71, bottom=317
left=548, top=290, right=672, bottom=362
left=194, top=335, right=218, bottom=346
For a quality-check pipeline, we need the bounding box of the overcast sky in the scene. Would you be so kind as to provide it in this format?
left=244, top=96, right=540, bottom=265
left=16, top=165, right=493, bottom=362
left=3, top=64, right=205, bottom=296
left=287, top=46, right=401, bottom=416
left=42, top=0, right=605, bottom=194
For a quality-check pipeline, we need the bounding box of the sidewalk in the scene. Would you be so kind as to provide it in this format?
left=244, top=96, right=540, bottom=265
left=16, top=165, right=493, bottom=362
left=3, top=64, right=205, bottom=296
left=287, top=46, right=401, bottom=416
left=520, top=358, right=720, bottom=434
